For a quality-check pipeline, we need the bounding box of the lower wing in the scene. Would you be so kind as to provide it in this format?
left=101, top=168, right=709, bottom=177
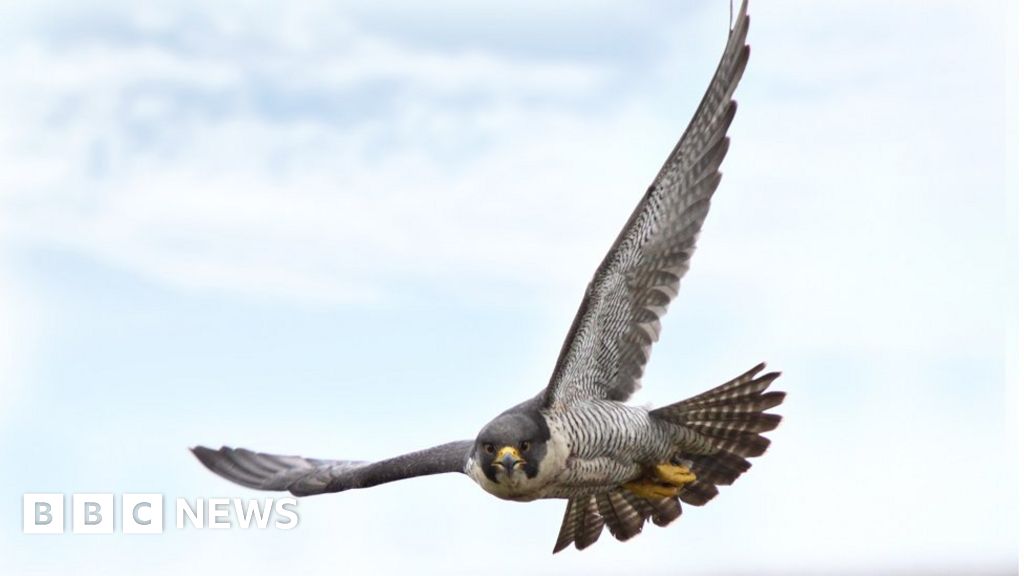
left=192, top=440, right=473, bottom=497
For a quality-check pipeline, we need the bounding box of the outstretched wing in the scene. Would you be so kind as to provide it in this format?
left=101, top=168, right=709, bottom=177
left=192, top=440, right=473, bottom=497
left=543, top=2, right=751, bottom=410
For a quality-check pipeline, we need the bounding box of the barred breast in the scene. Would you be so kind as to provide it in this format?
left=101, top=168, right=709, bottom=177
left=536, top=400, right=680, bottom=499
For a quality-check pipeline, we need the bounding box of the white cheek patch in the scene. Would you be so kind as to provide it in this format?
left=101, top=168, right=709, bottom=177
left=535, top=417, right=572, bottom=484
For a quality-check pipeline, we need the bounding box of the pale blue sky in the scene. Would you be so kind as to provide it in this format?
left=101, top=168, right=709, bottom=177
left=0, top=1, right=1018, bottom=574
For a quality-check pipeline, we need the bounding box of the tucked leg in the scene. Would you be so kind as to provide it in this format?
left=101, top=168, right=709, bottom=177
left=622, top=479, right=680, bottom=499
left=654, top=463, right=696, bottom=486
left=622, top=463, right=697, bottom=501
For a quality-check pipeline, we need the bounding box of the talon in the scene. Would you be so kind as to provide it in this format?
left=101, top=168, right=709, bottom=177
left=623, top=480, right=680, bottom=500
left=622, top=462, right=698, bottom=501
left=654, top=463, right=696, bottom=487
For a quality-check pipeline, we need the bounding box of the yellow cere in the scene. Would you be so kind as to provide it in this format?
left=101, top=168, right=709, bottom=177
left=495, top=446, right=522, bottom=462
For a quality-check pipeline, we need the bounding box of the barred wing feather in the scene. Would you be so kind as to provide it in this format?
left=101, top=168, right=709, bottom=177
left=543, top=1, right=751, bottom=410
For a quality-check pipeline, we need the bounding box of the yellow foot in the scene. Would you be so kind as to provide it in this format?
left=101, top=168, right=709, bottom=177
left=622, top=463, right=698, bottom=501
left=654, top=463, right=696, bottom=487
left=623, top=480, right=680, bottom=500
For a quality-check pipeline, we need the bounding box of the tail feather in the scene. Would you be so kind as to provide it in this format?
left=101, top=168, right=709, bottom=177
left=552, top=495, right=604, bottom=553
left=709, top=434, right=771, bottom=458
left=620, top=490, right=682, bottom=528
left=688, top=451, right=752, bottom=486
left=552, top=497, right=581, bottom=553
left=656, top=365, right=782, bottom=413
left=554, top=489, right=682, bottom=553
left=688, top=415, right=781, bottom=437
left=576, top=497, right=604, bottom=550
left=656, top=363, right=785, bottom=505
left=682, top=390, right=786, bottom=417
left=678, top=480, right=719, bottom=506
left=649, top=495, right=683, bottom=527
left=603, top=491, right=646, bottom=541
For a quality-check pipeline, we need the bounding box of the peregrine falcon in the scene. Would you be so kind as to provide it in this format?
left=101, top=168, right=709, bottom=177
left=193, top=0, right=784, bottom=553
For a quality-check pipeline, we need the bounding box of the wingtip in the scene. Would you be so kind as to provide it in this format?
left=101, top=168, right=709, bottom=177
left=191, top=445, right=210, bottom=463
left=730, top=4, right=747, bottom=27
left=734, top=0, right=751, bottom=29
left=191, top=445, right=231, bottom=472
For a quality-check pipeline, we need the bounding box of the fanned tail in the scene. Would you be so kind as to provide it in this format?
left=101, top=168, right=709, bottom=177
left=652, top=363, right=784, bottom=506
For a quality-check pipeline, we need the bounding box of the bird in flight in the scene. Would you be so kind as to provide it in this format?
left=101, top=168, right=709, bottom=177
left=193, top=0, right=783, bottom=553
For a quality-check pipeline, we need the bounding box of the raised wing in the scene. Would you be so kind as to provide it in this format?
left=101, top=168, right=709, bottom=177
left=543, top=1, right=751, bottom=410
left=192, top=440, right=473, bottom=496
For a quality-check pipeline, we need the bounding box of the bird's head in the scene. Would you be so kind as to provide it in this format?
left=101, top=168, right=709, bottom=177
left=474, top=411, right=550, bottom=485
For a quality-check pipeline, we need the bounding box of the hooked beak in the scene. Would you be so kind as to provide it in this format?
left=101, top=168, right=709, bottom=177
left=493, top=446, right=524, bottom=474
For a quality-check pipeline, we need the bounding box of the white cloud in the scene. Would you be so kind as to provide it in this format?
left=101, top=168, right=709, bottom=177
left=1, top=1, right=1010, bottom=347
left=0, top=1, right=632, bottom=306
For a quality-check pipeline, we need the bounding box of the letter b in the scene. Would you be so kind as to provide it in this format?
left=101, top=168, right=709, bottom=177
left=73, top=494, right=113, bottom=534
left=23, top=494, right=64, bottom=534
left=36, top=502, right=52, bottom=525
left=84, top=502, right=102, bottom=525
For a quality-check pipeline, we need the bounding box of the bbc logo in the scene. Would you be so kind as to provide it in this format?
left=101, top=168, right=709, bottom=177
left=24, top=493, right=299, bottom=533
left=23, top=493, right=163, bottom=535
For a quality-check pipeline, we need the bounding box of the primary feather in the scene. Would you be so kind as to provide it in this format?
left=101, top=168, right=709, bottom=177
left=542, top=0, right=752, bottom=411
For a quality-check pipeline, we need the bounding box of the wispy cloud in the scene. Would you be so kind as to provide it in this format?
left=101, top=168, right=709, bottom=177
left=1, top=0, right=633, bottom=305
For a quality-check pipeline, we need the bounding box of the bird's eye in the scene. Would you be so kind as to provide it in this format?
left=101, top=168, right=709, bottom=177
left=483, top=443, right=495, bottom=454
left=519, top=441, right=531, bottom=452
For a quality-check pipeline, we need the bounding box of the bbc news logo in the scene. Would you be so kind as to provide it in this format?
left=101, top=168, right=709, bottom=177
left=23, top=493, right=299, bottom=534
